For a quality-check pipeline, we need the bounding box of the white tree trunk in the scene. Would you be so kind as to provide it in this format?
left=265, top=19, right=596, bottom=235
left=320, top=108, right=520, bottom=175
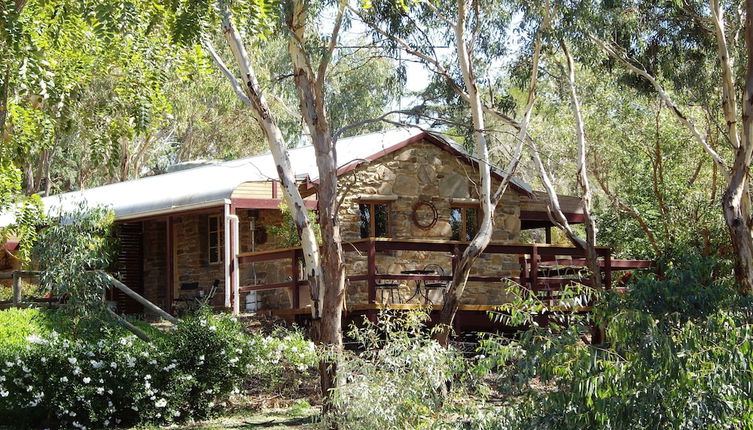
left=435, top=0, right=541, bottom=345
left=214, top=3, right=322, bottom=313
left=286, top=0, right=347, bottom=406
left=561, top=40, right=602, bottom=289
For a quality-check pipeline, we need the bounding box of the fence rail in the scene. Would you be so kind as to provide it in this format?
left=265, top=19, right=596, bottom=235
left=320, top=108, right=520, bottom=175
left=235, top=238, right=654, bottom=315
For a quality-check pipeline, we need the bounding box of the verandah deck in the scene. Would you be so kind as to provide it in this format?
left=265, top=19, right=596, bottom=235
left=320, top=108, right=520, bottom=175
left=235, top=238, right=652, bottom=332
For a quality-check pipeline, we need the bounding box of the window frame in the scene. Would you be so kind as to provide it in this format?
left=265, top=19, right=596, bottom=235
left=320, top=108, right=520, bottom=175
left=208, top=214, right=224, bottom=264
left=450, top=204, right=482, bottom=241
left=358, top=201, right=391, bottom=238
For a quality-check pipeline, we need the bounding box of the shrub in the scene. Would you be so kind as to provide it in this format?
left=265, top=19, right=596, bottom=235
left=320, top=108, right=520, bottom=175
left=245, top=327, right=318, bottom=395
left=471, top=255, right=753, bottom=430
left=325, top=311, right=477, bottom=429
left=0, top=310, right=253, bottom=428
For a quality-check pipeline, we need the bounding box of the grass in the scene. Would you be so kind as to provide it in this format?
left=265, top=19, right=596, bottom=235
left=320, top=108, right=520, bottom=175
left=0, top=307, right=165, bottom=351
left=136, top=401, right=319, bottom=430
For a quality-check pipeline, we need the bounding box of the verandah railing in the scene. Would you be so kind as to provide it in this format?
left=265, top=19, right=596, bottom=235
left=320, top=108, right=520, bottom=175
left=235, top=238, right=654, bottom=313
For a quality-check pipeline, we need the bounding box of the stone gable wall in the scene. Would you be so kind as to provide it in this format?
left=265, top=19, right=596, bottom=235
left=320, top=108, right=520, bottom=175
left=338, top=140, right=521, bottom=306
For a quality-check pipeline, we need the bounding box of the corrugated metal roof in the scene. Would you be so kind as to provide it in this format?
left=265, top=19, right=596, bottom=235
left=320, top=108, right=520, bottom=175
left=0, top=127, right=532, bottom=225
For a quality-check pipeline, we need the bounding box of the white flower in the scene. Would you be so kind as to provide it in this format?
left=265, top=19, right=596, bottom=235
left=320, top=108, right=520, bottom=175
left=26, top=334, right=44, bottom=344
left=110, top=362, right=117, bottom=369
left=198, top=355, right=205, bottom=361
left=4, top=362, right=13, bottom=367
left=60, top=376, right=68, bottom=383
left=0, top=391, right=8, bottom=397
left=209, top=325, right=217, bottom=332
left=96, top=387, right=104, bottom=395
left=91, top=361, right=104, bottom=369
left=199, top=319, right=207, bottom=327
left=82, top=377, right=91, bottom=384
left=67, top=357, right=77, bottom=365
left=155, top=398, right=167, bottom=408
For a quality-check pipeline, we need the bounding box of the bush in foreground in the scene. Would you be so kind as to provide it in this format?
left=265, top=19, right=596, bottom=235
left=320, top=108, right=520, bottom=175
left=0, top=310, right=255, bottom=428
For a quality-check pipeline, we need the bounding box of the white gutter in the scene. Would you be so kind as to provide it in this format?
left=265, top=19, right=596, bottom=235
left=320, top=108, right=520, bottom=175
left=116, top=199, right=231, bottom=221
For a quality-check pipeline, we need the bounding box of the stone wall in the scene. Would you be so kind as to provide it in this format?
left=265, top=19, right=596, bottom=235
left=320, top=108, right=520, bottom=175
left=338, top=140, right=522, bottom=306
left=172, top=213, right=226, bottom=307
left=235, top=209, right=294, bottom=310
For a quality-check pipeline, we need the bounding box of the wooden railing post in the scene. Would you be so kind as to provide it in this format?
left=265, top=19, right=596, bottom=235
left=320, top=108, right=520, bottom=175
left=291, top=249, right=300, bottom=309
left=11, top=272, right=20, bottom=307
left=530, top=244, right=538, bottom=293
left=367, top=239, right=376, bottom=322
left=604, top=249, right=612, bottom=290
left=452, top=244, right=460, bottom=274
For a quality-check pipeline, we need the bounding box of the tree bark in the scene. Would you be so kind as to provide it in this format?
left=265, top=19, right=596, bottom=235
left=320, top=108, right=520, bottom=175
left=214, top=3, right=323, bottom=307
left=434, top=0, right=541, bottom=346
left=725, top=0, right=753, bottom=295
left=561, top=40, right=602, bottom=289
left=286, top=0, right=347, bottom=409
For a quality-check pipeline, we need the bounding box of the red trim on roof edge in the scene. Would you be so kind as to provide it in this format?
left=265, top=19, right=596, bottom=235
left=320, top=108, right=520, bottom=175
left=308, top=132, right=533, bottom=197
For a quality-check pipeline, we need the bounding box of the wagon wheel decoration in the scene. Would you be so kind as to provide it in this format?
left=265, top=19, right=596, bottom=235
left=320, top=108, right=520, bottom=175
left=412, top=200, right=438, bottom=230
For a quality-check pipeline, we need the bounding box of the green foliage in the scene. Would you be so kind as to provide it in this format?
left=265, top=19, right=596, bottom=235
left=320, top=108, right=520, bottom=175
left=32, top=204, right=116, bottom=332
left=325, top=311, right=478, bottom=429
left=471, top=255, right=753, bottom=430
left=268, top=201, right=320, bottom=248
left=0, top=307, right=161, bottom=354
left=245, top=326, right=318, bottom=395
left=0, top=307, right=318, bottom=428
left=0, top=310, right=250, bottom=428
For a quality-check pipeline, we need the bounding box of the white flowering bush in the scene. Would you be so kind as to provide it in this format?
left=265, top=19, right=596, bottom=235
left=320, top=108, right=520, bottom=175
left=0, top=309, right=253, bottom=428
left=245, top=327, right=318, bottom=395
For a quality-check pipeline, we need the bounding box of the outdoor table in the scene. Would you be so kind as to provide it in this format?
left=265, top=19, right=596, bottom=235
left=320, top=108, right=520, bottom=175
left=401, top=269, right=435, bottom=304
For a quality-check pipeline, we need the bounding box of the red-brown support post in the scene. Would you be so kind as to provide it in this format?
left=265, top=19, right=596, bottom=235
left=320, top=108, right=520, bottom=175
left=452, top=244, right=460, bottom=275
left=530, top=244, right=538, bottom=293
left=166, top=216, right=174, bottom=315
left=604, top=249, right=612, bottom=290
left=367, top=239, right=377, bottom=322
left=291, top=249, right=300, bottom=309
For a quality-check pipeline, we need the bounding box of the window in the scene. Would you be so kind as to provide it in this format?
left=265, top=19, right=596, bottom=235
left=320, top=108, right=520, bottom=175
left=450, top=206, right=479, bottom=241
left=359, top=202, right=389, bottom=238
left=208, top=214, right=224, bottom=264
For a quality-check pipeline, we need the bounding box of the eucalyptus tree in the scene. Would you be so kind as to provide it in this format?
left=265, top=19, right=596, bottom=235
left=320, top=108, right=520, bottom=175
left=1, top=0, right=183, bottom=200
left=352, top=0, right=544, bottom=345
left=575, top=0, right=753, bottom=294
left=163, top=0, right=402, bottom=405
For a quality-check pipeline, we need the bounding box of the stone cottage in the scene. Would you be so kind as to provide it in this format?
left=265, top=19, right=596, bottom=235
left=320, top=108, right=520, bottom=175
left=0, top=128, right=589, bottom=317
